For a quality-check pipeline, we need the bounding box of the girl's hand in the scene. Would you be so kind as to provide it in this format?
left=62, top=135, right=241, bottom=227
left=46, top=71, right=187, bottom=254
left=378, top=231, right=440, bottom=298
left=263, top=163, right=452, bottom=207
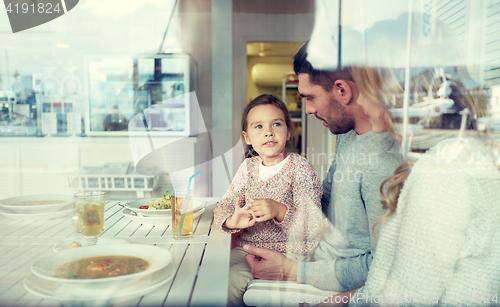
left=248, top=199, right=286, bottom=222
left=224, top=198, right=256, bottom=229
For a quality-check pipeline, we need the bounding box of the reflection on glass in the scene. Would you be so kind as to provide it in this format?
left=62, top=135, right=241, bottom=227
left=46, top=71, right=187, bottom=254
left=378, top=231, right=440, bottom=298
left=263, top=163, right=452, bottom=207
left=87, top=55, right=191, bottom=134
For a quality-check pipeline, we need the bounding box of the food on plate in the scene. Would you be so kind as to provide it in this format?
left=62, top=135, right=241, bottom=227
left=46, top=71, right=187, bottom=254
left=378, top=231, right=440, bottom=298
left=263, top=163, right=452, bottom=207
left=10, top=200, right=66, bottom=206
left=139, top=191, right=172, bottom=210
left=69, top=242, right=82, bottom=249
left=55, top=255, right=150, bottom=279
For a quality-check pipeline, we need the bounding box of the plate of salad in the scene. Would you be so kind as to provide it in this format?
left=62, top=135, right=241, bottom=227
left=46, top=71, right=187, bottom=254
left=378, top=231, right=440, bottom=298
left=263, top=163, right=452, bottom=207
left=124, top=192, right=172, bottom=217
left=124, top=192, right=205, bottom=217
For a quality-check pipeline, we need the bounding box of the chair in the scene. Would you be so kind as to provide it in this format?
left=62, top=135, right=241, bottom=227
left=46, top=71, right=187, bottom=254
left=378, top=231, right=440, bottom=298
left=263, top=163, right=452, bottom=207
left=243, top=279, right=338, bottom=307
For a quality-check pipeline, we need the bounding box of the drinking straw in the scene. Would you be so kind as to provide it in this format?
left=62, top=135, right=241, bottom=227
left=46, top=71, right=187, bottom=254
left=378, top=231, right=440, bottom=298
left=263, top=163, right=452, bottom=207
left=178, top=170, right=202, bottom=236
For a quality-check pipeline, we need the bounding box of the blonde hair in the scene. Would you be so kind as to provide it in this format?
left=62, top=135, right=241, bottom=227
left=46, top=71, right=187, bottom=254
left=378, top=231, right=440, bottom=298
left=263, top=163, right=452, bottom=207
left=350, top=66, right=404, bottom=138
left=349, top=66, right=407, bottom=223
left=350, top=66, right=489, bottom=226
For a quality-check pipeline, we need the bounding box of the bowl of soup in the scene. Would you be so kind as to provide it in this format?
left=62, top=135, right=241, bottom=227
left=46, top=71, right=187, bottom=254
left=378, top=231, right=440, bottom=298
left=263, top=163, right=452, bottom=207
left=31, top=244, right=172, bottom=288
left=0, top=194, right=74, bottom=214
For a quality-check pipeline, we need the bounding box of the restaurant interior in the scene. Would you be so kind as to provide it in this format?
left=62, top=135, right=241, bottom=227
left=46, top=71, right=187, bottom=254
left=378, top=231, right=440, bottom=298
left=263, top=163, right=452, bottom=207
left=1, top=0, right=499, bottom=199
left=0, top=0, right=499, bottom=305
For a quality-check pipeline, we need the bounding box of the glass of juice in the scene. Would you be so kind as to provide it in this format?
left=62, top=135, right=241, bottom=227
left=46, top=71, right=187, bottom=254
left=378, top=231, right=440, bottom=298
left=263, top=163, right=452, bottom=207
left=73, top=191, right=106, bottom=246
left=171, top=190, right=193, bottom=239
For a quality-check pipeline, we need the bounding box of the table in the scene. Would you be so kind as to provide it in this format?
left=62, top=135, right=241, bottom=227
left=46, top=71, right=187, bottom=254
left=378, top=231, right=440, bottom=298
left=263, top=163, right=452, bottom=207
left=0, top=198, right=230, bottom=306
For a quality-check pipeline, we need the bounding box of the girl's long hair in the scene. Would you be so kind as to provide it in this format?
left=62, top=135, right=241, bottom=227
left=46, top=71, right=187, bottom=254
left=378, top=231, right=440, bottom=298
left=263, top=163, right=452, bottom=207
left=241, top=94, right=298, bottom=158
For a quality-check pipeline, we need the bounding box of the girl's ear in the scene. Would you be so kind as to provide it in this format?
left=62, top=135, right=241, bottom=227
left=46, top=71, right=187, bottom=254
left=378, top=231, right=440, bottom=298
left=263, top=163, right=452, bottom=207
left=242, top=131, right=252, bottom=145
left=286, top=128, right=291, bottom=141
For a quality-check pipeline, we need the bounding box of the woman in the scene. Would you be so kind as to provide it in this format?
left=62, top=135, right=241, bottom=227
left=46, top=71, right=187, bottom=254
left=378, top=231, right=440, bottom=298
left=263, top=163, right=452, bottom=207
left=309, top=66, right=500, bottom=307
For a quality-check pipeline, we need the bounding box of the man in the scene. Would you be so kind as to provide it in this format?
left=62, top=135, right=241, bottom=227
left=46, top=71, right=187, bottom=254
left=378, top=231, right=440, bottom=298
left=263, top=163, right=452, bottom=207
left=243, top=43, right=403, bottom=292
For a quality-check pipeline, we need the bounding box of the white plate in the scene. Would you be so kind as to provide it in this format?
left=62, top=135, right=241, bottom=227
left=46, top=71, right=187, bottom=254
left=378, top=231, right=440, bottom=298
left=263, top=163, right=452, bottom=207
left=24, top=263, right=175, bottom=304
left=125, top=198, right=206, bottom=217
left=0, top=194, right=73, bottom=214
left=124, top=198, right=172, bottom=217
left=53, top=237, right=130, bottom=252
left=122, top=207, right=206, bottom=226
left=0, top=206, right=75, bottom=221
left=31, top=244, right=172, bottom=289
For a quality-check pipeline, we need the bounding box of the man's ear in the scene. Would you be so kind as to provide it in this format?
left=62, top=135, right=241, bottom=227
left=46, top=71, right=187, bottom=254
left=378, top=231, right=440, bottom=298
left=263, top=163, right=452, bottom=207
left=242, top=131, right=251, bottom=145
left=331, top=80, right=353, bottom=105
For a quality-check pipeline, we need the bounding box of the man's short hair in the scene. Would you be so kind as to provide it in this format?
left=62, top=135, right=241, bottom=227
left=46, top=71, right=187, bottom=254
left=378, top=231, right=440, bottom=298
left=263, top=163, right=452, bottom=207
left=293, top=42, right=354, bottom=92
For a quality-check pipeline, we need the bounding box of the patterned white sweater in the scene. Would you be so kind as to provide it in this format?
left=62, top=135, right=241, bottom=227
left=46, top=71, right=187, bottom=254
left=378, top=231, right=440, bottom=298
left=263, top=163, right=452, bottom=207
left=351, top=138, right=500, bottom=306
left=213, top=153, right=324, bottom=254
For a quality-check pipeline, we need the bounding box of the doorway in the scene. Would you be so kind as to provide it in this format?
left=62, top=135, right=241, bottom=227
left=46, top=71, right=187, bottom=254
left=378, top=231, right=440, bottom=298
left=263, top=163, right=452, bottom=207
left=246, top=42, right=306, bottom=154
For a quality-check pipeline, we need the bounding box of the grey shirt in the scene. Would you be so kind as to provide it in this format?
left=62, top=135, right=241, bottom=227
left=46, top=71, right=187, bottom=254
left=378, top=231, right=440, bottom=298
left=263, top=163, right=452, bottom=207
left=297, top=130, right=403, bottom=291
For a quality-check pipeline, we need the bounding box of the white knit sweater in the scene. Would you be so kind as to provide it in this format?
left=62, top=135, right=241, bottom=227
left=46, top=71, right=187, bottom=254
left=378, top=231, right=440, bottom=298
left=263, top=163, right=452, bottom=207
left=351, top=138, right=500, bottom=306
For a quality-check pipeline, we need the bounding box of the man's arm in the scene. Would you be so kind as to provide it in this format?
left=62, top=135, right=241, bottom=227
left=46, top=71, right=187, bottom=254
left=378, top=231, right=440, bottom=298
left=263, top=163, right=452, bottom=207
left=328, top=156, right=402, bottom=290
left=244, top=245, right=298, bottom=281
left=320, top=158, right=335, bottom=216
left=244, top=244, right=363, bottom=306
left=296, top=244, right=358, bottom=291
left=243, top=241, right=348, bottom=291
left=298, top=152, right=403, bottom=291
left=360, top=154, right=403, bottom=251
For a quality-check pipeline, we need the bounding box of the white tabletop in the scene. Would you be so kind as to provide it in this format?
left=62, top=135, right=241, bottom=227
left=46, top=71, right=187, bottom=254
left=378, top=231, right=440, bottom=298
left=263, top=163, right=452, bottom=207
left=0, top=198, right=230, bottom=306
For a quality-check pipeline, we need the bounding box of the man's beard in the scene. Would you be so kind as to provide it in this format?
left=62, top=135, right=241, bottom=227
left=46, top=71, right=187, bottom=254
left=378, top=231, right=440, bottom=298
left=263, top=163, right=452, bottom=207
left=324, top=96, right=355, bottom=135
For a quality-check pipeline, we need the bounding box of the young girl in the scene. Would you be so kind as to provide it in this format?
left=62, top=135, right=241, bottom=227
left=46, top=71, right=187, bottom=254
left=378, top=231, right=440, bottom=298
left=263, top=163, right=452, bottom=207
left=213, top=94, right=324, bottom=307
